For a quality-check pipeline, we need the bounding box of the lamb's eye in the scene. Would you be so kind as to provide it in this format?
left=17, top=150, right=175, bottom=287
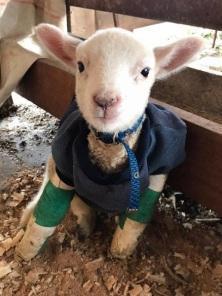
left=140, top=67, right=150, bottom=78
left=77, top=61, right=85, bottom=73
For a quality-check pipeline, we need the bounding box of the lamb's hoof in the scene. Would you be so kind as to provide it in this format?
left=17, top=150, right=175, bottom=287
left=110, top=219, right=146, bottom=259
left=14, top=249, right=25, bottom=262
left=15, top=244, right=35, bottom=261
left=15, top=216, right=55, bottom=261
left=110, top=247, right=129, bottom=259
left=110, top=231, right=135, bottom=259
left=110, top=236, right=135, bottom=259
left=76, top=220, right=95, bottom=238
left=71, top=197, right=96, bottom=238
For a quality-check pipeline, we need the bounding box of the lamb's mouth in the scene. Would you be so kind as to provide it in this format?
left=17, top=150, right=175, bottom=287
left=94, top=107, right=120, bottom=121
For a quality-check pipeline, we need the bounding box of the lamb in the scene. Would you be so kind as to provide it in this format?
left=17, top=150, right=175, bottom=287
left=16, top=24, right=203, bottom=260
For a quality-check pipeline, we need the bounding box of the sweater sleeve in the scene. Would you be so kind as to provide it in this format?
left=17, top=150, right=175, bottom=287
left=51, top=101, right=81, bottom=184
left=148, top=125, right=187, bottom=175
left=147, top=104, right=187, bottom=175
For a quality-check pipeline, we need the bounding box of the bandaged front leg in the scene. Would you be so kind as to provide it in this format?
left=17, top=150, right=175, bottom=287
left=16, top=163, right=75, bottom=261
left=20, top=156, right=55, bottom=227
left=111, top=174, right=167, bottom=258
left=71, top=196, right=96, bottom=237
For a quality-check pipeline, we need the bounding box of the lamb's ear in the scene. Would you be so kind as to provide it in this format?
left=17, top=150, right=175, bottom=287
left=154, top=37, right=204, bottom=79
left=35, top=23, right=82, bottom=67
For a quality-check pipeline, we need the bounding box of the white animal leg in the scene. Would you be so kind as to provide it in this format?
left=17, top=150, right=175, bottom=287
left=111, top=174, right=167, bottom=258
left=20, top=156, right=54, bottom=227
left=71, top=196, right=96, bottom=237
left=16, top=157, right=74, bottom=261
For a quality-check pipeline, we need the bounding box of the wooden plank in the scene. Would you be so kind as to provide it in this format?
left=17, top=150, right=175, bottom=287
left=70, top=7, right=159, bottom=38
left=70, top=7, right=96, bottom=39
left=94, top=11, right=158, bottom=31
left=151, top=66, right=222, bottom=125
left=16, top=59, right=222, bottom=215
left=116, top=14, right=159, bottom=31
left=70, top=0, right=222, bottom=30
left=151, top=98, right=222, bottom=215
left=17, top=59, right=75, bottom=119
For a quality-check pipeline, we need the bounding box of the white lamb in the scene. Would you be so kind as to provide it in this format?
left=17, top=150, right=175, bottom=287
left=16, top=24, right=203, bottom=260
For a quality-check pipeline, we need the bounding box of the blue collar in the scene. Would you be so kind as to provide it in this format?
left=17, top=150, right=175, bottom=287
left=92, top=115, right=145, bottom=211
left=93, top=115, right=144, bottom=144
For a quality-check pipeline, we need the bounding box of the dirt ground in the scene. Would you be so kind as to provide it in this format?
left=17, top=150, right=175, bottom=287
left=0, top=95, right=222, bottom=296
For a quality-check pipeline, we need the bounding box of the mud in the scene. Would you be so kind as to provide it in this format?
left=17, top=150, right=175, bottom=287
left=0, top=93, right=58, bottom=186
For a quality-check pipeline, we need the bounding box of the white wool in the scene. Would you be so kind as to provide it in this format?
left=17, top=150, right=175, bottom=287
left=75, top=28, right=156, bottom=133
left=35, top=25, right=203, bottom=133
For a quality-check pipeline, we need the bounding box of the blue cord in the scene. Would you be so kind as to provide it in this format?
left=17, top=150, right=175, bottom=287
left=118, top=136, right=140, bottom=210
left=93, top=115, right=144, bottom=211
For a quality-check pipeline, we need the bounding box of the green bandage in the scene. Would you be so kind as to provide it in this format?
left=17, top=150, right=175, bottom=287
left=119, top=188, right=161, bottom=229
left=34, top=180, right=75, bottom=227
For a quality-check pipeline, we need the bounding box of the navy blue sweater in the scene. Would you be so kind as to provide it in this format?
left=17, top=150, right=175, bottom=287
left=52, top=100, right=186, bottom=213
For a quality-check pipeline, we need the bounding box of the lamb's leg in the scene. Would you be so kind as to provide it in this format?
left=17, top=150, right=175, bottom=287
left=20, top=157, right=54, bottom=227
left=110, top=174, right=167, bottom=258
left=16, top=156, right=75, bottom=261
left=71, top=196, right=96, bottom=237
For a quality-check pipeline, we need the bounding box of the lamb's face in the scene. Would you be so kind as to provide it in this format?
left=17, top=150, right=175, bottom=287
left=75, top=29, right=156, bottom=133
left=36, top=24, right=204, bottom=133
